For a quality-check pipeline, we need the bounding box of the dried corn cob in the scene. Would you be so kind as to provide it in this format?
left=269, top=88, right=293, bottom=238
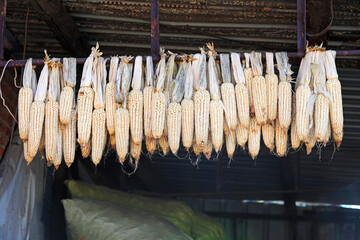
left=236, top=124, right=248, bottom=149
left=53, top=123, right=62, bottom=170
left=77, top=46, right=99, bottom=145
left=250, top=52, right=267, bottom=125
left=220, top=54, right=237, bottom=131
left=323, top=120, right=331, bottom=147
left=192, top=137, right=201, bottom=156
left=265, top=53, right=278, bottom=121
left=325, top=50, right=343, bottom=147
left=244, top=53, right=255, bottom=116
left=291, top=115, right=300, bottom=149
left=105, top=57, right=119, bottom=135
left=314, top=94, right=330, bottom=142
left=115, top=107, right=129, bottom=163
left=60, top=58, right=76, bottom=125
left=130, top=137, right=142, bottom=160
left=146, top=137, right=157, bottom=155
left=231, top=52, right=250, bottom=129
left=144, top=56, right=154, bottom=138
left=28, top=101, right=45, bottom=158
left=207, top=43, right=223, bottom=153
left=81, top=139, right=91, bottom=158
left=203, top=132, right=213, bottom=160
left=305, top=127, right=316, bottom=155
left=226, top=131, right=236, bottom=159
left=262, top=121, right=275, bottom=152
left=23, top=140, right=33, bottom=164
left=275, top=118, right=288, bottom=157
left=91, top=57, right=107, bottom=166
left=248, top=117, right=261, bottom=160
left=128, top=56, right=144, bottom=145
left=110, top=134, right=116, bottom=149
left=19, top=59, right=34, bottom=141
left=159, top=135, right=169, bottom=155
left=39, top=128, right=45, bottom=154
left=63, top=109, right=76, bottom=167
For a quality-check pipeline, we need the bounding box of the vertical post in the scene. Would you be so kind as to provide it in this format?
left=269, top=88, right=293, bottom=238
left=0, top=0, right=6, bottom=60
left=151, top=0, right=160, bottom=61
left=297, top=0, right=306, bottom=52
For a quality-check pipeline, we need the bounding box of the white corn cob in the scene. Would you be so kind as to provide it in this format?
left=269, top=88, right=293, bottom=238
left=194, top=88, right=210, bottom=148
left=77, top=87, right=94, bottom=145
left=144, top=86, right=154, bottom=138
left=128, top=89, right=143, bottom=145
left=91, top=108, right=106, bottom=166
left=59, top=86, right=74, bottom=125
left=275, top=118, right=288, bottom=157
left=333, top=131, right=343, bottom=148
left=80, top=138, right=91, bottom=158
left=305, top=127, right=316, bottom=155
left=105, top=81, right=116, bottom=135
left=323, top=119, right=331, bottom=147
left=278, top=81, right=292, bottom=129
left=296, top=85, right=311, bottom=141
left=130, top=137, right=142, bottom=160
left=63, top=109, right=76, bottom=167
left=110, top=134, right=116, bottom=149
left=28, top=101, right=45, bottom=158
left=235, top=83, right=250, bottom=129
left=45, top=100, right=59, bottom=162
left=151, top=91, right=165, bottom=139
left=224, top=116, right=230, bottom=136
left=314, top=94, right=330, bottom=142
left=23, top=140, right=33, bottom=164
left=192, top=137, right=201, bottom=156
left=265, top=52, right=278, bottom=121
left=159, top=135, right=169, bottom=155
left=115, top=107, right=130, bottom=163
left=236, top=124, right=248, bottom=149
left=203, top=132, right=213, bottom=160
left=226, top=131, right=236, bottom=159
left=181, top=98, right=194, bottom=151
left=146, top=137, right=157, bottom=155
left=248, top=117, right=261, bottom=160
left=326, top=78, right=343, bottom=143
left=19, top=87, right=33, bottom=141
left=53, top=123, right=62, bottom=170
left=262, top=120, right=275, bottom=152
left=244, top=53, right=255, bottom=117
left=291, top=115, right=300, bottom=149
left=167, top=102, right=182, bottom=155
left=221, top=83, right=237, bottom=131
left=210, top=100, right=223, bottom=153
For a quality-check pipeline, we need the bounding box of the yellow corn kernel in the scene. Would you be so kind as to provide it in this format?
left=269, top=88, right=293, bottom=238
left=18, top=86, right=33, bottom=141
left=77, top=87, right=94, bottom=145
left=59, top=86, right=74, bottom=125
left=110, top=134, right=116, bottom=149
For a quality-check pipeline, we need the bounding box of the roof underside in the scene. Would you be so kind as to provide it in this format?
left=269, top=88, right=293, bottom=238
left=5, top=0, right=360, bottom=204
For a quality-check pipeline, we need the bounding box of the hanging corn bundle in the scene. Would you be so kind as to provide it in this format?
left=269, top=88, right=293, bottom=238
left=60, top=58, right=76, bottom=125
left=105, top=57, right=119, bottom=136
left=194, top=48, right=210, bottom=149
left=220, top=54, right=237, bottom=131
left=248, top=117, right=261, bottom=160
left=28, top=52, right=50, bottom=159
left=290, top=96, right=301, bottom=149
left=144, top=56, right=154, bottom=138
left=61, top=59, right=77, bottom=167
left=324, top=50, right=343, bottom=148
left=295, top=51, right=313, bottom=141
left=181, top=56, right=195, bottom=151
left=128, top=56, right=144, bottom=145
left=19, top=58, right=34, bottom=142
left=265, top=52, right=278, bottom=122
left=250, top=52, right=267, bottom=125
left=275, top=117, right=288, bottom=157
left=45, top=59, right=61, bottom=163
left=77, top=44, right=100, bottom=145
left=231, top=52, right=249, bottom=129
left=152, top=51, right=167, bottom=139
left=244, top=53, right=255, bottom=117
left=207, top=43, right=223, bottom=153
left=276, top=52, right=293, bottom=130
left=91, top=57, right=107, bottom=165
left=168, top=56, right=186, bottom=155
left=262, top=121, right=275, bottom=152
left=114, top=56, right=132, bottom=161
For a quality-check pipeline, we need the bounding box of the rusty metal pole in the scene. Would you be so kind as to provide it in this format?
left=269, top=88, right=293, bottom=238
left=151, top=0, right=160, bottom=61
left=297, top=0, right=306, bottom=53
left=0, top=0, right=6, bottom=60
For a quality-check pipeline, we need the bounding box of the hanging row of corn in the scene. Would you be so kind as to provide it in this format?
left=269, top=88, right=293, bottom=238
left=18, top=44, right=343, bottom=169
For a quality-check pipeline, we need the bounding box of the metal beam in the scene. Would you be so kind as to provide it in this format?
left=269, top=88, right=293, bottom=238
left=28, top=0, right=89, bottom=57
left=0, top=0, right=6, bottom=60
left=151, top=0, right=159, bottom=61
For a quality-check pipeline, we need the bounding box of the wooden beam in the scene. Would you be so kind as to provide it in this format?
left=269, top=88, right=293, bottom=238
left=29, top=0, right=89, bottom=57
left=0, top=0, right=7, bottom=60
